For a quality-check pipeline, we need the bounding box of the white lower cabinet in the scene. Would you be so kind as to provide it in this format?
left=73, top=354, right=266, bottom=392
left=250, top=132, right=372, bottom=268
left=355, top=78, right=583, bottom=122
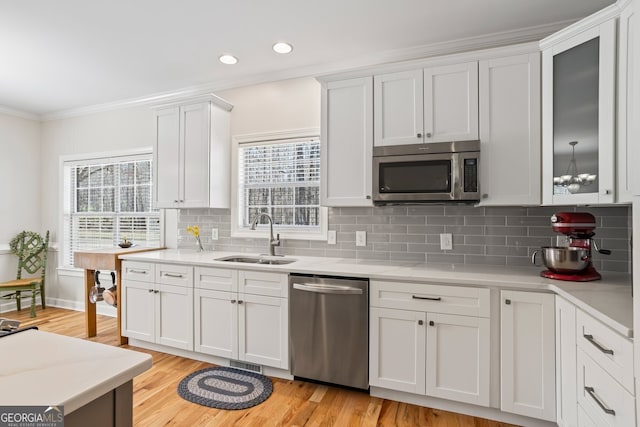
left=369, top=281, right=491, bottom=407
left=194, top=267, right=289, bottom=370
left=556, top=296, right=578, bottom=427
left=122, top=262, right=194, bottom=351
left=500, top=290, right=556, bottom=422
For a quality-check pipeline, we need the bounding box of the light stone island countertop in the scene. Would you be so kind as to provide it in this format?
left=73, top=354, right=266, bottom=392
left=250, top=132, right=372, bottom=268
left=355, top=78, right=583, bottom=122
left=0, top=330, right=152, bottom=412
left=120, top=249, right=634, bottom=338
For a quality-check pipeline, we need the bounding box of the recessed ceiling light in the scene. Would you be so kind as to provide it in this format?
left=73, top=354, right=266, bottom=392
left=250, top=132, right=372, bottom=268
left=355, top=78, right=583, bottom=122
left=219, top=55, right=238, bottom=65
left=272, top=42, right=293, bottom=54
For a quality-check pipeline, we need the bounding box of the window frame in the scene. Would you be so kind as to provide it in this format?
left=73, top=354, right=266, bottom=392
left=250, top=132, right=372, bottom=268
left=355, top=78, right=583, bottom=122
left=58, top=147, right=164, bottom=272
left=231, top=128, right=328, bottom=241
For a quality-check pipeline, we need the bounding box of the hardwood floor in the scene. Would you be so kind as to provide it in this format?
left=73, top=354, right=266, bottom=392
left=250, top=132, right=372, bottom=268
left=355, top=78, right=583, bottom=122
left=5, top=307, right=518, bottom=427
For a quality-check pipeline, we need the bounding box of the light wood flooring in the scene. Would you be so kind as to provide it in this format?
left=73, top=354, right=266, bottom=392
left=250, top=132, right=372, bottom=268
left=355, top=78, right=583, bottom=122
left=5, top=307, right=518, bottom=427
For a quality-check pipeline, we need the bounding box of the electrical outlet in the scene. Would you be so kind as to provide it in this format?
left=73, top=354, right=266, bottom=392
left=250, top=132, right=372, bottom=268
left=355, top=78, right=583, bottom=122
left=356, top=231, right=367, bottom=247
left=440, top=233, right=453, bottom=250
left=327, top=230, right=337, bottom=245
left=212, top=228, right=219, bottom=240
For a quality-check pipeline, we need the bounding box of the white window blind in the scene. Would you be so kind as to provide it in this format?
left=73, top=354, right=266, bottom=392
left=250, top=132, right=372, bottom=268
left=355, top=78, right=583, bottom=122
left=62, top=154, right=160, bottom=268
left=238, top=137, right=321, bottom=230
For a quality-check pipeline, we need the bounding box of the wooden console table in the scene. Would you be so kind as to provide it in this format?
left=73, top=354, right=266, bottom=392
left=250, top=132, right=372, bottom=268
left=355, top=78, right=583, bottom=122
left=74, top=247, right=163, bottom=344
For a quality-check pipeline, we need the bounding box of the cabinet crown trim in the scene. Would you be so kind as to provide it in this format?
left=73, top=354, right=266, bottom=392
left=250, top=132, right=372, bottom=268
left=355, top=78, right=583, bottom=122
left=151, top=93, right=233, bottom=111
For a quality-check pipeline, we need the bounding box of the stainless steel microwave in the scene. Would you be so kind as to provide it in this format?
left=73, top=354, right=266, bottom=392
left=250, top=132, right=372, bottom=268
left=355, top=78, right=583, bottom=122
left=373, top=141, right=480, bottom=203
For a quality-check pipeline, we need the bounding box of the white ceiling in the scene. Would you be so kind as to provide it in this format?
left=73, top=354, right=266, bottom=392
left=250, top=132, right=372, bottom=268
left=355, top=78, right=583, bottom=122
left=0, top=0, right=615, bottom=117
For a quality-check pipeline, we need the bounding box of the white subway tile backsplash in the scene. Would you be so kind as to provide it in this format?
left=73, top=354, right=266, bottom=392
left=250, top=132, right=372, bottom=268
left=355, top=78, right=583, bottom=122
left=177, top=205, right=631, bottom=273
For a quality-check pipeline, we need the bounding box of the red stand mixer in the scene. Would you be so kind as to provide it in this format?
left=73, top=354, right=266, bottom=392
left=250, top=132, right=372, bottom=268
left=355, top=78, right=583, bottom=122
left=532, top=212, right=611, bottom=282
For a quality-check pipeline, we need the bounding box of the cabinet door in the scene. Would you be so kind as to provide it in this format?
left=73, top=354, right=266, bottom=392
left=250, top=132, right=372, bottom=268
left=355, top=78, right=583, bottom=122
left=121, top=280, right=154, bottom=342
left=374, top=70, right=424, bottom=146
left=556, top=296, right=578, bottom=427
left=500, top=291, right=556, bottom=421
left=153, top=107, right=181, bottom=208
left=618, top=1, right=637, bottom=201
left=156, top=283, right=194, bottom=350
left=479, top=53, right=541, bottom=205
left=424, top=62, right=479, bottom=143
left=542, top=19, right=616, bottom=205
left=238, top=293, right=288, bottom=369
left=194, top=288, right=237, bottom=359
left=370, top=307, right=426, bottom=394
left=180, top=102, right=210, bottom=208
left=321, top=77, right=374, bottom=206
left=425, top=313, right=490, bottom=407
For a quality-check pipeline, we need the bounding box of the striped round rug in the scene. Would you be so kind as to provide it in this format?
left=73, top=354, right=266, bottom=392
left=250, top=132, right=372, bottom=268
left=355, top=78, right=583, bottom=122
left=177, top=366, right=273, bottom=410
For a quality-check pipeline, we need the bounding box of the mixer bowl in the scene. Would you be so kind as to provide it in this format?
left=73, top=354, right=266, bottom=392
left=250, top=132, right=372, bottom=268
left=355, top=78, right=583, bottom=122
left=532, top=246, right=591, bottom=273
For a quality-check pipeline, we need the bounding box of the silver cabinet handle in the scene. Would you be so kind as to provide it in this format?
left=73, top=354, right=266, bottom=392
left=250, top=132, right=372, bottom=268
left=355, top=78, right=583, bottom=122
left=583, top=334, right=614, bottom=355
left=154, top=290, right=159, bottom=294
left=293, top=283, right=363, bottom=295
left=230, top=299, right=236, bottom=304
left=604, top=189, right=611, bottom=195
left=505, top=299, right=511, bottom=305
left=429, top=320, right=435, bottom=326
left=584, top=386, right=615, bottom=415
left=418, top=320, right=424, bottom=325
left=412, top=295, right=441, bottom=301
left=417, top=133, right=423, bottom=138
left=163, top=273, right=184, bottom=278
left=147, top=289, right=154, bottom=293
left=366, top=195, right=371, bottom=199
left=174, top=200, right=179, bottom=203
left=129, top=269, right=147, bottom=274
left=482, top=194, right=489, bottom=199
left=426, top=132, right=432, bottom=138
left=238, top=300, right=244, bottom=304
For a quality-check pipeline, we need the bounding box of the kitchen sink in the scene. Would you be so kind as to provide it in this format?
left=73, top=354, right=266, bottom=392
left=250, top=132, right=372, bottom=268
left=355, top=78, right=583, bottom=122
left=215, top=255, right=297, bottom=265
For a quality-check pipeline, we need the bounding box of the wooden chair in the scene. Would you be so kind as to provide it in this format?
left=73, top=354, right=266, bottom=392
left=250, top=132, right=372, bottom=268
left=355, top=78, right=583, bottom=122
left=0, top=230, right=49, bottom=317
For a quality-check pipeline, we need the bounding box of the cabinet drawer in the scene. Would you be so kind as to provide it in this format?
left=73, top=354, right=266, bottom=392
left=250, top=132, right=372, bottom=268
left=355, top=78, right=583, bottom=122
left=195, top=267, right=236, bottom=292
left=576, top=309, right=634, bottom=393
left=577, top=349, right=636, bottom=427
left=122, top=261, right=154, bottom=282
left=238, top=270, right=288, bottom=298
left=370, top=280, right=490, bottom=317
left=155, top=263, right=193, bottom=287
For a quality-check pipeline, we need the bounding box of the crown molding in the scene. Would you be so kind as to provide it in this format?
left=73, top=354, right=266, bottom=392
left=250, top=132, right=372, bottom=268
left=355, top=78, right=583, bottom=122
left=0, top=105, right=40, bottom=121
left=41, top=18, right=573, bottom=122
left=540, top=3, right=622, bottom=49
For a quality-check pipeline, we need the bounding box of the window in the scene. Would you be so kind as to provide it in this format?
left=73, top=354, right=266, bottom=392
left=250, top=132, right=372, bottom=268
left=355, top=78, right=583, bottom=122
left=233, top=134, right=327, bottom=239
left=62, top=153, right=161, bottom=268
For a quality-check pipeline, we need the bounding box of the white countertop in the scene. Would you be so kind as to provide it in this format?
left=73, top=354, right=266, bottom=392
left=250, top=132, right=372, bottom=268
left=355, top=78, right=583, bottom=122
left=0, top=330, right=152, bottom=413
left=121, top=249, right=634, bottom=338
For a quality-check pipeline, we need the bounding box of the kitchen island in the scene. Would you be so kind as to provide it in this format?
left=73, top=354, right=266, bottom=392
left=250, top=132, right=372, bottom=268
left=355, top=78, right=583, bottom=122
left=0, top=329, right=152, bottom=427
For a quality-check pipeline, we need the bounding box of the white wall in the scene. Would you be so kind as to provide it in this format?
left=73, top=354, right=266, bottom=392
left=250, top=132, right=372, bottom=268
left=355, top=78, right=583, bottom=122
left=39, top=106, right=155, bottom=307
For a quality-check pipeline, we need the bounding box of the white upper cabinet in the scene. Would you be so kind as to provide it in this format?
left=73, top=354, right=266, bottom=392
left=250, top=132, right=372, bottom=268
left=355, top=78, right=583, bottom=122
left=374, top=70, right=424, bottom=147
left=374, top=61, right=478, bottom=147
left=617, top=0, right=637, bottom=201
left=153, top=94, right=232, bottom=209
left=541, top=11, right=617, bottom=205
left=424, top=62, right=479, bottom=143
left=320, top=77, right=374, bottom=207
left=479, top=52, right=541, bottom=206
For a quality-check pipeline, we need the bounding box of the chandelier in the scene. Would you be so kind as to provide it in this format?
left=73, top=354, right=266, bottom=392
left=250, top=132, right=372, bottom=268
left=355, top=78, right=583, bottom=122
left=553, top=141, right=596, bottom=194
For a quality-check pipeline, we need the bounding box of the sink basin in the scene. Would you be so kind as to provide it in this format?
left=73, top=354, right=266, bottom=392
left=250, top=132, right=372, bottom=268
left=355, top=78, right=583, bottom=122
left=215, top=255, right=297, bottom=265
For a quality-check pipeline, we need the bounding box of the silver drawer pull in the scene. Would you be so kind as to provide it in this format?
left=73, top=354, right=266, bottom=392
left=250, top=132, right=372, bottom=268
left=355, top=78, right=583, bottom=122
left=412, top=295, right=442, bottom=301
left=584, top=386, right=615, bottom=415
left=583, top=334, right=614, bottom=355
left=163, top=273, right=184, bottom=278
left=129, top=269, right=147, bottom=274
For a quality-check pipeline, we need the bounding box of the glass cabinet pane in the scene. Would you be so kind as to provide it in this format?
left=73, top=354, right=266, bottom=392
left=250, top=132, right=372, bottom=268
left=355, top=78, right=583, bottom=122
left=552, top=37, right=599, bottom=195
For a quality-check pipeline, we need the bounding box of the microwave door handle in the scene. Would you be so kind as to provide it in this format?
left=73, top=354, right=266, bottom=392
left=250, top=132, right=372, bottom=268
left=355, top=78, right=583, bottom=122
left=451, top=153, right=462, bottom=200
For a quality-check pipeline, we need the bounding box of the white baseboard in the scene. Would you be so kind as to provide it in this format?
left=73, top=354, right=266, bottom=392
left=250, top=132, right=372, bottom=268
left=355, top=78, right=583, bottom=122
left=0, top=296, right=116, bottom=317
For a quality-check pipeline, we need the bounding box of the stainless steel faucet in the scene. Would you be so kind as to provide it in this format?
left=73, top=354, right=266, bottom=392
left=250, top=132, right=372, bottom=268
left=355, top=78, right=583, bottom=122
left=249, top=213, right=281, bottom=256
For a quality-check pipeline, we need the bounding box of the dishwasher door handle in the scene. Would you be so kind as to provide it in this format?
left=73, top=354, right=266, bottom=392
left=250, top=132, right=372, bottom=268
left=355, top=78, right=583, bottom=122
left=293, top=282, right=364, bottom=295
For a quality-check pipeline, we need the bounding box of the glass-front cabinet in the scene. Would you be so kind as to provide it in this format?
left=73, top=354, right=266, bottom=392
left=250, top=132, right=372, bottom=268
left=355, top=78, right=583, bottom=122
left=541, top=13, right=617, bottom=205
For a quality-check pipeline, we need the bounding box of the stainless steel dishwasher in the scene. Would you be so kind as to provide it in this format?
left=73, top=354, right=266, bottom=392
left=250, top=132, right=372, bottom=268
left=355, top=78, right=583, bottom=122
left=289, top=273, right=369, bottom=390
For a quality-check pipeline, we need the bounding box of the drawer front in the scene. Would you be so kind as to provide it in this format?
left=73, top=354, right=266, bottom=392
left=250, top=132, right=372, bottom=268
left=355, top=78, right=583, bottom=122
left=370, top=280, right=490, bottom=317
left=195, top=267, right=236, bottom=292
left=576, top=309, right=634, bottom=393
left=122, top=261, right=154, bottom=282
left=238, top=270, right=288, bottom=298
left=155, top=263, right=193, bottom=287
left=577, top=349, right=636, bottom=427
